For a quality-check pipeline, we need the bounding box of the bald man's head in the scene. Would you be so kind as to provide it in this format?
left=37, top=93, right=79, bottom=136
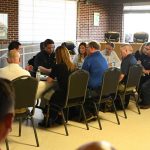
left=7, top=50, right=20, bottom=64
left=120, top=44, right=133, bottom=58
left=77, top=141, right=116, bottom=150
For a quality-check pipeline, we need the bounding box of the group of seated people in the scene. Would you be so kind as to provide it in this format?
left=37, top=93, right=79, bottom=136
left=0, top=39, right=150, bottom=128
left=0, top=79, right=117, bottom=150
left=0, top=68, right=117, bottom=150
left=0, top=78, right=115, bottom=150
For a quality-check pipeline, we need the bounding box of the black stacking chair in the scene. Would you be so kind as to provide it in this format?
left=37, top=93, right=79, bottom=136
left=105, top=32, right=120, bottom=42
left=88, top=68, right=121, bottom=130
left=49, top=70, right=89, bottom=136
left=12, top=75, right=39, bottom=147
left=118, top=65, right=143, bottom=118
left=133, top=32, right=149, bottom=43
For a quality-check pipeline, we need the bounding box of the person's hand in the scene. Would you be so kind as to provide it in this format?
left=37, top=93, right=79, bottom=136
left=25, top=65, right=33, bottom=71
left=46, top=77, right=53, bottom=83
left=47, top=68, right=52, bottom=73
left=143, top=69, right=150, bottom=75
left=108, top=63, right=112, bottom=67
left=38, top=66, right=51, bottom=74
left=137, top=60, right=141, bottom=65
left=38, top=66, right=44, bottom=71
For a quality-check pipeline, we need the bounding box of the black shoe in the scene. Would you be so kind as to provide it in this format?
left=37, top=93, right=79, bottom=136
left=140, top=105, right=150, bottom=109
left=55, top=115, right=64, bottom=125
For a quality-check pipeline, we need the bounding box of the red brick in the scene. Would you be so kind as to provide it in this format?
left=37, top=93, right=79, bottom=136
left=0, top=0, right=18, bottom=44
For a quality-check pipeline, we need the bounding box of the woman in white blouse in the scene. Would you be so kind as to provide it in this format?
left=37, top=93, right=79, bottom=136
left=73, top=42, right=87, bottom=69
left=101, top=42, right=121, bottom=68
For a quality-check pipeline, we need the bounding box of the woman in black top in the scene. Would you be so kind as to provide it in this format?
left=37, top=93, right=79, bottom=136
left=47, top=46, right=76, bottom=105
left=39, top=46, right=76, bottom=127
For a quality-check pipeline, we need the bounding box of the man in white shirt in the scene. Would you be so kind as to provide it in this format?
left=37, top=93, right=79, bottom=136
left=101, top=42, right=121, bottom=68
left=0, top=50, right=30, bottom=80
left=0, top=50, right=55, bottom=101
left=0, top=50, right=31, bottom=113
left=1, top=41, right=22, bottom=68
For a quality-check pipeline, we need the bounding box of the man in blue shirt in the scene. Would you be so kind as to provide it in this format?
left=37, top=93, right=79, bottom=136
left=82, top=41, right=108, bottom=90
left=81, top=41, right=108, bottom=119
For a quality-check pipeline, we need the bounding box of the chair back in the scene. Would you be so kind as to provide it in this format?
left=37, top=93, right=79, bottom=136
left=105, top=32, right=120, bottom=42
left=12, top=76, right=38, bottom=110
left=125, top=65, right=143, bottom=90
left=99, top=68, right=120, bottom=102
left=133, top=32, right=148, bottom=43
left=64, top=70, right=89, bottom=107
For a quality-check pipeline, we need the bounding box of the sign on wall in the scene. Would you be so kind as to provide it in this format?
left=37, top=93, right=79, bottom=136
left=0, top=13, right=8, bottom=39
left=94, top=12, right=100, bottom=26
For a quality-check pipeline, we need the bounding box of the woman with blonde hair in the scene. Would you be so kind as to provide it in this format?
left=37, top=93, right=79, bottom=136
left=134, top=42, right=147, bottom=61
left=39, top=46, right=76, bottom=127
left=54, top=45, right=76, bottom=71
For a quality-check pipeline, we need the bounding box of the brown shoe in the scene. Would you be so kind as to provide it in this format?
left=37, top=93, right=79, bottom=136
left=140, top=105, right=150, bottom=109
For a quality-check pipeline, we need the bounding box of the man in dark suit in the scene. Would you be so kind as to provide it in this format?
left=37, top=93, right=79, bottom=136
left=33, top=39, right=56, bottom=76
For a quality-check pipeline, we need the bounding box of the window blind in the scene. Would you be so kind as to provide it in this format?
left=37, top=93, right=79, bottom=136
left=19, top=0, right=77, bottom=43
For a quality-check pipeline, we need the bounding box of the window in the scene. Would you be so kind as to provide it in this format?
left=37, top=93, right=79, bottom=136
left=123, top=3, right=150, bottom=42
left=19, top=0, right=77, bottom=43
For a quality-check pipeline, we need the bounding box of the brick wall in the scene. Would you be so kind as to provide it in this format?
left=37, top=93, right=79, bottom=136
left=77, top=0, right=150, bottom=42
left=108, top=1, right=124, bottom=41
left=77, top=0, right=110, bottom=42
left=0, top=0, right=18, bottom=45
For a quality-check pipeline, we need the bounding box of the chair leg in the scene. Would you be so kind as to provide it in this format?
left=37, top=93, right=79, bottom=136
left=133, top=94, right=141, bottom=114
left=30, top=117, right=39, bottom=147
left=19, top=118, right=22, bottom=136
left=81, top=105, right=89, bottom=130
left=94, top=103, right=102, bottom=130
left=112, top=100, right=120, bottom=125
left=61, top=109, right=69, bottom=136
left=46, top=105, right=50, bottom=127
left=5, top=139, right=9, bottom=150
left=119, top=95, right=127, bottom=119
left=65, top=108, right=69, bottom=123
left=35, top=99, right=40, bottom=107
left=78, top=106, right=83, bottom=122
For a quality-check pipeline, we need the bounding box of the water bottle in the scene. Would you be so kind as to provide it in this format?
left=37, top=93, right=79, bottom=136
left=112, top=62, right=116, bottom=67
left=36, top=68, right=41, bottom=81
left=77, top=62, right=82, bottom=69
